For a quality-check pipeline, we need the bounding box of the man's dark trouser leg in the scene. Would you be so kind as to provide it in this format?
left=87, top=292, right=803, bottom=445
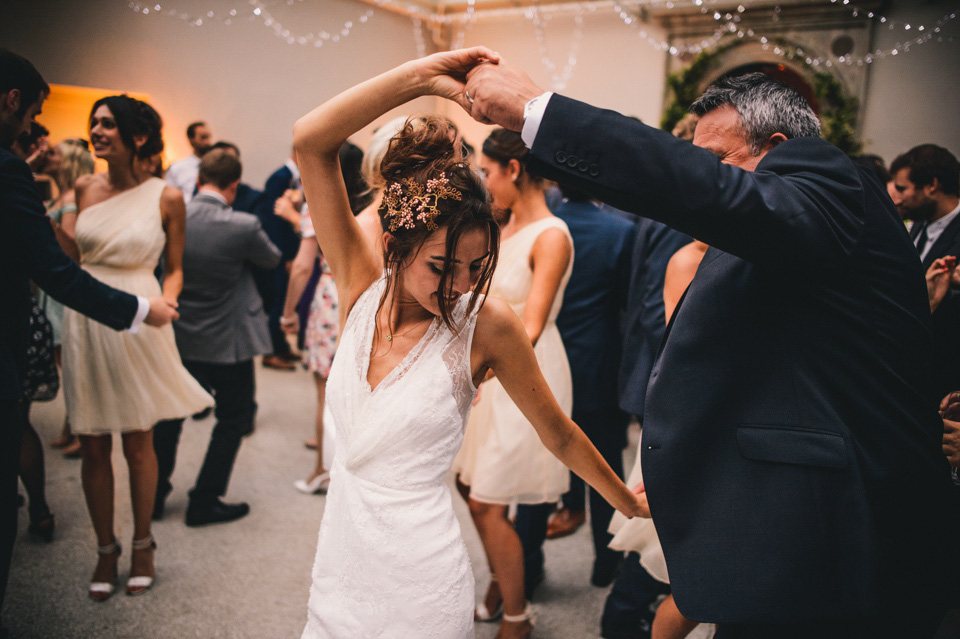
left=579, top=408, right=629, bottom=573
left=268, top=268, right=291, bottom=356
left=514, top=502, right=554, bottom=598
left=600, top=552, right=670, bottom=639
left=153, top=418, right=185, bottom=502
left=560, top=473, right=586, bottom=512
left=0, top=400, right=24, bottom=624
left=186, top=360, right=255, bottom=505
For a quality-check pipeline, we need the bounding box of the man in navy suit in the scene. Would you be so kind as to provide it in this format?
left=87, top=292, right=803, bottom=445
left=253, top=152, right=303, bottom=370
left=551, top=183, right=635, bottom=586
left=602, top=217, right=693, bottom=638
left=891, top=144, right=960, bottom=400
left=0, top=49, right=178, bottom=632
left=462, top=60, right=953, bottom=637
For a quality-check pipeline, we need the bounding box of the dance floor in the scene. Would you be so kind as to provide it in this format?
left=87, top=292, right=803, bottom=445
left=5, top=357, right=639, bottom=639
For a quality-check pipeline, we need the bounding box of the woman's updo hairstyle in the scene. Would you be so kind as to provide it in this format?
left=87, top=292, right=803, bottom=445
left=376, top=115, right=499, bottom=332
left=89, top=95, right=164, bottom=162
left=481, top=127, right=544, bottom=188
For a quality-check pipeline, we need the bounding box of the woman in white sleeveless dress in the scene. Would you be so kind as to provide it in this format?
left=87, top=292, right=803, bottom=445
left=453, top=127, right=575, bottom=636
left=294, top=49, right=646, bottom=639
left=62, top=96, right=211, bottom=601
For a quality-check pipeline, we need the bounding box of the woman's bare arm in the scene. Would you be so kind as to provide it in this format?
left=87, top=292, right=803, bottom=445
left=281, top=237, right=320, bottom=333
left=474, top=298, right=647, bottom=518
left=521, top=226, right=572, bottom=345
left=159, top=185, right=187, bottom=302
left=292, top=47, right=499, bottom=323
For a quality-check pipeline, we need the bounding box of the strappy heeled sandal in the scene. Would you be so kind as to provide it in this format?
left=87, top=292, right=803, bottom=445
left=89, top=538, right=121, bottom=601
left=502, top=602, right=536, bottom=638
left=126, top=535, right=157, bottom=596
left=294, top=471, right=331, bottom=495
left=475, top=574, right=503, bottom=622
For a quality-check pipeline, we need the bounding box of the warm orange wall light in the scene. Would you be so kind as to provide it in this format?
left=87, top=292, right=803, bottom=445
left=38, top=84, right=170, bottom=173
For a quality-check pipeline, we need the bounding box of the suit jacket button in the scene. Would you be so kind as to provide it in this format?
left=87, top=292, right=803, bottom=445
left=566, top=156, right=579, bottom=168
left=555, top=151, right=567, bottom=164
left=577, top=160, right=589, bottom=172
left=588, top=164, right=600, bottom=176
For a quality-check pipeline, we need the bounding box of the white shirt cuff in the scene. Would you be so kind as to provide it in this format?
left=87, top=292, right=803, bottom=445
left=520, top=92, right=554, bottom=149
left=129, top=296, right=151, bottom=333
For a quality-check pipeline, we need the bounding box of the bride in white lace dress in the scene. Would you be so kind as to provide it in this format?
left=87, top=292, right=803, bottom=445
left=293, top=48, right=647, bottom=639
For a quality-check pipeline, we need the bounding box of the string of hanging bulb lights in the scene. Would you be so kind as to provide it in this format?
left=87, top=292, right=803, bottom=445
left=126, top=0, right=957, bottom=89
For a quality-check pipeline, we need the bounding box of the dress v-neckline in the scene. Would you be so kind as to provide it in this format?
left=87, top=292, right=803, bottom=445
left=362, top=314, right=440, bottom=394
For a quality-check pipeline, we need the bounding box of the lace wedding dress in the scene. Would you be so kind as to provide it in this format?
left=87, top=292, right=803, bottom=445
left=301, top=276, right=481, bottom=639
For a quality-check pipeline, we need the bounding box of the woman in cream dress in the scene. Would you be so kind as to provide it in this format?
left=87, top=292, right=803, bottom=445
left=62, top=96, right=210, bottom=601
left=453, top=128, right=574, bottom=638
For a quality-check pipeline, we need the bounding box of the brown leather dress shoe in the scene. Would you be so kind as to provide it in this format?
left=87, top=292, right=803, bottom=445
left=546, top=507, right=586, bottom=539
left=262, top=355, right=296, bottom=370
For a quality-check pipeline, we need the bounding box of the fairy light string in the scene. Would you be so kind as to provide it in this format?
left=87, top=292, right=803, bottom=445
left=125, top=1, right=957, bottom=77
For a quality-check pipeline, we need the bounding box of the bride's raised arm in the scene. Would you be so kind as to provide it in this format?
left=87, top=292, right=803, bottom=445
left=292, top=47, right=499, bottom=318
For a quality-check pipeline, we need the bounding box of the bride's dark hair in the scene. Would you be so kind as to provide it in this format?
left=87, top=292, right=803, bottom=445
left=377, top=115, right=499, bottom=333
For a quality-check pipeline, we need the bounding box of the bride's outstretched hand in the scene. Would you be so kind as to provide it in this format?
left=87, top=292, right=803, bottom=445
left=416, top=47, right=500, bottom=110
left=631, top=481, right=651, bottom=519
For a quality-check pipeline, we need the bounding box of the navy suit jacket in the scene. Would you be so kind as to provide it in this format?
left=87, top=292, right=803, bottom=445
left=527, top=95, right=953, bottom=623
left=232, top=182, right=263, bottom=215
left=1, top=148, right=137, bottom=403
left=255, top=165, right=301, bottom=261
left=617, top=219, right=692, bottom=417
left=553, top=199, right=635, bottom=416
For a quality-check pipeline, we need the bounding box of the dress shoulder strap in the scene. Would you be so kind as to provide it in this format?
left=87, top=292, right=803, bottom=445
left=343, top=274, right=385, bottom=336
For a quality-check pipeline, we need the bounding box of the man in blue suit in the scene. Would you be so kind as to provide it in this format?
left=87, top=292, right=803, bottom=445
left=602, top=217, right=693, bottom=638
left=462, top=60, right=954, bottom=637
left=548, top=183, right=635, bottom=587
left=0, top=49, right=178, bottom=633
left=253, top=152, right=303, bottom=370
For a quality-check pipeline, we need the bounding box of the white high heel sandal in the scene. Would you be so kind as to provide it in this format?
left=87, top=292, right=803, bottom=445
left=89, top=538, right=121, bottom=601
left=475, top=574, right=503, bottom=622
left=294, top=471, right=331, bottom=494
left=126, top=534, right=156, bottom=596
left=502, top=602, right=536, bottom=633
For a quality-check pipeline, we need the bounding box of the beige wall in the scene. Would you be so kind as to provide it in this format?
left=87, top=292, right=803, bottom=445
left=2, top=0, right=435, bottom=186
left=859, top=0, right=960, bottom=162
left=3, top=0, right=956, bottom=185
left=440, top=10, right=669, bottom=152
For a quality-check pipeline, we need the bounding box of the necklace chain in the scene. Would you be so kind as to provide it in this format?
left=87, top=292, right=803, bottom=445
left=384, top=317, right=432, bottom=342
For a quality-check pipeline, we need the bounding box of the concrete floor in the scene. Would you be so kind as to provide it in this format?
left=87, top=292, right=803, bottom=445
left=4, top=359, right=639, bottom=639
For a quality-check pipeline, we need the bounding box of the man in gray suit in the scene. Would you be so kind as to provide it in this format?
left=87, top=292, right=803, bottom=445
left=153, top=149, right=282, bottom=526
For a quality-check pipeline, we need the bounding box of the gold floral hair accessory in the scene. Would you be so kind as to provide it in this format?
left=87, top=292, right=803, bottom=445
left=380, top=172, right=462, bottom=232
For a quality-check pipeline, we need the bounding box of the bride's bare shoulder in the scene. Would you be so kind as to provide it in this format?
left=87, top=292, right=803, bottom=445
left=473, top=297, right=524, bottom=351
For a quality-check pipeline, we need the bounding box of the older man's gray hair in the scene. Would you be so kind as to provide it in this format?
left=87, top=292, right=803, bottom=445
left=691, top=72, right=821, bottom=155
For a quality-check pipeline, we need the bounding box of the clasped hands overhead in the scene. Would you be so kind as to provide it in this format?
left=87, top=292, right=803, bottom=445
left=415, top=47, right=544, bottom=132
